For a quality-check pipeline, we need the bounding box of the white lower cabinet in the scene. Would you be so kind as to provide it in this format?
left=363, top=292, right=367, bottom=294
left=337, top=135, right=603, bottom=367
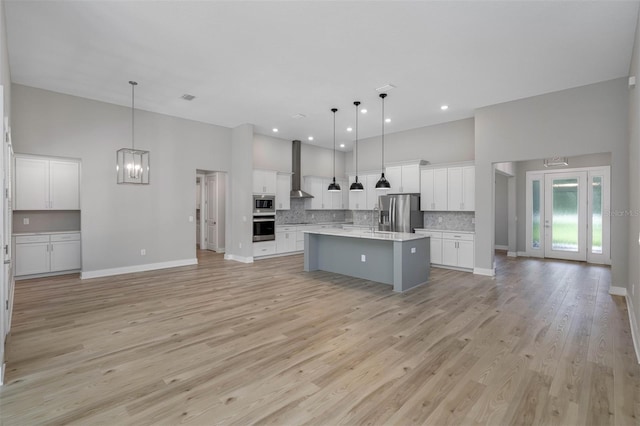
left=441, top=232, right=474, bottom=269
left=253, top=241, right=276, bottom=257
left=276, top=226, right=297, bottom=254
left=15, top=232, right=81, bottom=277
left=414, top=230, right=443, bottom=265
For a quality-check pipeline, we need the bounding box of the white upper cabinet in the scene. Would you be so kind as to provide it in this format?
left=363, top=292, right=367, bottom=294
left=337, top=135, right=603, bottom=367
left=420, top=168, right=448, bottom=211
left=447, top=165, right=475, bottom=211
left=303, top=176, right=348, bottom=210
left=275, top=173, right=291, bottom=210
left=252, top=169, right=277, bottom=194
left=384, top=164, right=421, bottom=194
left=15, top=156, right=80, bottom=210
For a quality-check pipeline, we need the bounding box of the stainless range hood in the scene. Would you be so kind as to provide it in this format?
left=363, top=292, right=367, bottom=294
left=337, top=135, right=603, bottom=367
left=290, top=140, right=314, bottom=199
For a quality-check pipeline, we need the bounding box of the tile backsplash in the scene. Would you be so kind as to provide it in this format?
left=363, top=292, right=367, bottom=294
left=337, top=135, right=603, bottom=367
left=276, top=198, right=350, bottom=224
left=352, top=209, right=475, bottom=232
left=423, top=211, right=475, bottom=231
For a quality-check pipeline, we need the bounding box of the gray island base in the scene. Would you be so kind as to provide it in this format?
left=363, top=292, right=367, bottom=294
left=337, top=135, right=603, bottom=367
left=303, top=228, right=430, bottom=292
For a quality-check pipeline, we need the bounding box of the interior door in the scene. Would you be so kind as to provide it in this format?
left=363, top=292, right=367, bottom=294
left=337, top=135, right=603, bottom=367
left=206, top=175, right=218, bottom=251
left=543, top=171, right=587, bottom=261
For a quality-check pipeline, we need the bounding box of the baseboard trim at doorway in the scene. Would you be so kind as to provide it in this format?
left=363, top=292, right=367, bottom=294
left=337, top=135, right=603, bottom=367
left=81, top=258, right=198, bottom=279
left=625, top=294, right=640, bottom=364
left=609, top=286, right=627, bottom=297
left=473, top=267, right=495, bottom=277
left=224, top=254, right=253, bottom=263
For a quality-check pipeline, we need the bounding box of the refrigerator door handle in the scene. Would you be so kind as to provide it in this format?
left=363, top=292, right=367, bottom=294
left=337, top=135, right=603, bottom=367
left=390, top=197, right=396, bottom=230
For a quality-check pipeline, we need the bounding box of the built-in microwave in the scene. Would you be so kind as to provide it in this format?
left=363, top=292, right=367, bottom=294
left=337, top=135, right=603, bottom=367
left=253, top=194, right=275, bottom=215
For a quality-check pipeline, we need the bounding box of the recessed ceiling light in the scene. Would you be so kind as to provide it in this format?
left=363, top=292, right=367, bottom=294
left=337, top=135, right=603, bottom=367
left=340, top=143, right=345, bottom=148
left=181, top=94, right=196, bottom=101
left=292, top=113, right=306, bottom=119
left=308, top=136, right=314, bottom=141
left=361, top=109, right=367, bottom=114
left=385, top=118, right=391, bottom=123
left=272, top=128, right=278, bottom=132
left=441, top=105, right=449, bottom=111
left=347, top=127, right=353, bottom=132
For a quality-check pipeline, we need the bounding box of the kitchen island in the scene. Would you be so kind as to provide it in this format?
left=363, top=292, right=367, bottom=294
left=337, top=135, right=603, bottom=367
left=304, top=228, right=430, bottom=292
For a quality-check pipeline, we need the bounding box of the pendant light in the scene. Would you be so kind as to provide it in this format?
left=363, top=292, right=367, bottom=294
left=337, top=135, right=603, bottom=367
left=117, top=81, right=150, bottom=184
left=349, top=101, right=364, bottom=192
left=375, top=93, right=391, bottom=189
left=327, top=108, right=341, bottom=192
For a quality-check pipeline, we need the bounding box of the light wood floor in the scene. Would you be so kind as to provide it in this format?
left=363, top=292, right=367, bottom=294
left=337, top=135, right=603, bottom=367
left=1, top=251, right=639, bottom=425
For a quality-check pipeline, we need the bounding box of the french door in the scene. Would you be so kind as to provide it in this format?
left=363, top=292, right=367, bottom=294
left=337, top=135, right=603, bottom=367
left=526, top=167, right=610, bottom=264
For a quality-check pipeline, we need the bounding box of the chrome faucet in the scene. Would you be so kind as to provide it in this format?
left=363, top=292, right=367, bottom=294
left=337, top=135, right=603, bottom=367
left=372, top=204, right=379, bottom=231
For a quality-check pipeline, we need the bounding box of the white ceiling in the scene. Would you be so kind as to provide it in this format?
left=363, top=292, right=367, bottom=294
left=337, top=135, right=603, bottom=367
left=4, top=1, right=639, bottom=151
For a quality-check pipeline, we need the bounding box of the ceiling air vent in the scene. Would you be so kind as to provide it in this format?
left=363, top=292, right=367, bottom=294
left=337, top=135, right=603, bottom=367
left=376, top=83, right=396, bottom=92
left=181, top=94, right=196, bottom=101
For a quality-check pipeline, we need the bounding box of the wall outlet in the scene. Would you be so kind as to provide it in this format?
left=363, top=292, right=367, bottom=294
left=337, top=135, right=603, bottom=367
left=188, top=215, right=194, bottom=222
left=361, top=254, right=366, bottom=262
left=239, top=242, right=242, bottom=249
left=140, top=249, right=146, bottom=256
left=411, top=247, right=416, bottom=254
left=23, top=218, right=29, bottom=225
left=242, top=216, right=247, bottom=222
left=438, top=217, right=442, bottom=223
left=633, top=284, right=636, bottom=297
left=311, top=214, right=315, bottom=219
left=472, top=217, right=476, bottom=224
left=333, top=213, right=336, bottom=218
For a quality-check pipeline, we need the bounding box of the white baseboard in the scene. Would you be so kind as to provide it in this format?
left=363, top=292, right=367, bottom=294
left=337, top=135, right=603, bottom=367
left=223, top=254, right=253, bottom=264
left=609, top=286, right=628, bottom=297
left=81, top=258, right=198, bottom=280
left=495, top=245, right=508, bottom=251
left=1, top=362, right=4, bottom=386
left=473, top=267, right=496, bottom=277
left=507, top=251, right=518, bottom=258
left=517, top=251, right=529, bottom=257
left=625, top=294, right=640, bottom=364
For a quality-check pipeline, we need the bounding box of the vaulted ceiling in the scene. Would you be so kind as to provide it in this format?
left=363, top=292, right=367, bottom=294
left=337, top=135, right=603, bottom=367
left=5, top=1, right=639, bottom=150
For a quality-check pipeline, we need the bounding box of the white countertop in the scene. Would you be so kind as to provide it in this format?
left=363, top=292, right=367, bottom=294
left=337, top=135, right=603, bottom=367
left=304, top=228, right=429, bottom=242
left=414, top=228, right=475, bottom=234
left=13, top=230, right=80, bottom=236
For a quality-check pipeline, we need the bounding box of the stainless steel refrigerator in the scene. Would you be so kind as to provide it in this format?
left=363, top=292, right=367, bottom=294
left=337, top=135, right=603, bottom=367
left=378, top=193, right=423, bottom=233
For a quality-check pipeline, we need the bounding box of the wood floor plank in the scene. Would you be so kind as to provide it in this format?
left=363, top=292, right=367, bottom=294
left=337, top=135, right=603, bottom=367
left=0, top=250, right=638, bottom=425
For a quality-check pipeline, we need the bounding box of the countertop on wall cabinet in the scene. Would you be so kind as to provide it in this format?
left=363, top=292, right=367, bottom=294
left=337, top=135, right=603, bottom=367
left=414, top=228, right=475, bottom=234
left=13, top=230, right=81, bottom=236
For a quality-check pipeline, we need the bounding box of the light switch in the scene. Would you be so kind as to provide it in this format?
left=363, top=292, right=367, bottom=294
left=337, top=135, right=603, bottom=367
left=361, top=254, right=366, bottom=262
left=411, top=247, right=416, bottom=254
left=188, top=216, right=194, bottom=222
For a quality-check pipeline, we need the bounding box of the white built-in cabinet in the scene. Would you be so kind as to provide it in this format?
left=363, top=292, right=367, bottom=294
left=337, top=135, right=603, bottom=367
left=420, top=168, right=448, bottom=211
left=415, top=230, right=474, bottom=270
left=303, top=176, right=348, bottom=210
left=276, top=173, right=291, bottom=210
left=15, top=156, right=80, bottom=210
left=442, top=232, right=474, bottom=269
left=276, top=226, right=297, bottom=253
left=385, top=164, right=421, bottom=193
left=252, top=169, right=277, bottom=194
left=14, top=232, right=81, bottom=277
left=419, top=164, right=475, bottom=212
left=447, top=166, right=475, bottom=211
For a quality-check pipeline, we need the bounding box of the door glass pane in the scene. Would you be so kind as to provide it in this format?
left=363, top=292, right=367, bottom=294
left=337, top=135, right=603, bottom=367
left=592, top=176, right=603, bottom=254
left=532, top=180, right=541, bottom=249
left=552, top=178, right=579, bottom=252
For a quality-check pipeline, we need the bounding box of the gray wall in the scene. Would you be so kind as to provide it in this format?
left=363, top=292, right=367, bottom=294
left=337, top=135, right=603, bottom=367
left=227, top=124, right=254, bottom=261
left=475, top=78, right=629, bottom=286
left=494, top=173, right=508, bottom=247
left=515, top=153, right=611, bottom=253
left=253, top=132, right=346, bottom=178
left=350, top=117, right=474, bottom=173
left=628, top=9, right=640, bottom=335
left=11, top=84, right=233, bottom=273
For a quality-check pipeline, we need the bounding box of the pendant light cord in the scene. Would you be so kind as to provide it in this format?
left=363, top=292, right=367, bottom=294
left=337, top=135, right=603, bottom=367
left=381, top=94, right=386, bottom=173
left=332, top=108, right=337, bottom=181
left=130, top=81, right=138, bottom=150
left=355, top=102, right=359, bottom=180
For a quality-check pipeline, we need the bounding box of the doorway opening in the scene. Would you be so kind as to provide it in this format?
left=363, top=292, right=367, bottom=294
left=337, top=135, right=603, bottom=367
left=525, top=166, right=610, bottom=264
left=196, top=170, right=226, bottom=253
